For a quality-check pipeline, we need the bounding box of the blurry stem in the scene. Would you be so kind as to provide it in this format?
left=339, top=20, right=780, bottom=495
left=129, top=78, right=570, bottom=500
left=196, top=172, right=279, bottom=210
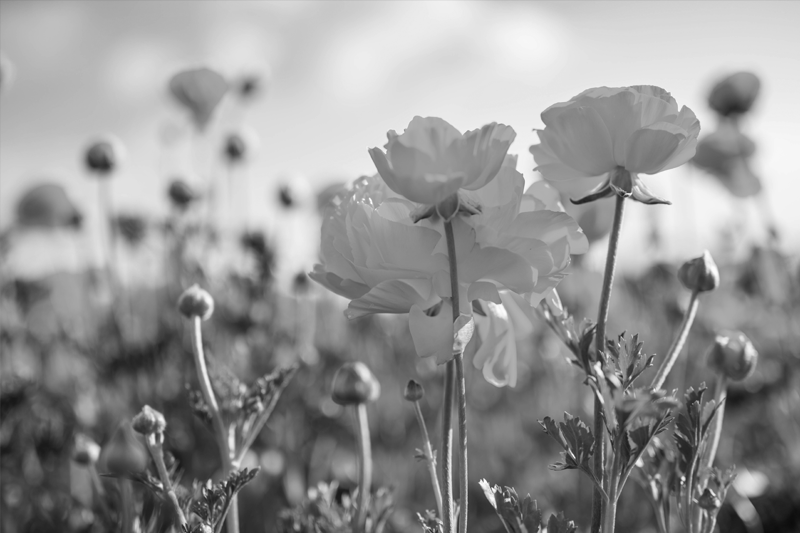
left=97, top=179, right=127, bottom=341
left=592, top=195, right=626, bottom=533
left=413, top=401, right=444, bottom=520
left=704, top=374, right=728, bottom=471
left=145, top=436, right=188, bottom=528
left=441, top=360, right=455, bottom=533
left=120, top=478, right=133, bottom=533
left=650, top=290, right=700, bottom=391
left=189, top=316, right=238, bottom=533
left=354, top=403, right=372, bottom=533
left=88, top=465, right=111, bottom=519
left=444, top=219, right=468, bottom=533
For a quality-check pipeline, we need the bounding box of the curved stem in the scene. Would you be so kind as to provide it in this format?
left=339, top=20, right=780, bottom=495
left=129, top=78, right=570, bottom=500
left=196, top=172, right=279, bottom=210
left=650, top=291, right=700, bottom=391
left=354, top=403, right=372, bottom=533
left=444, top=219, right=468, bottom=533
left=414, top=401, right=444, bottom=520
left=592, top=194, right=626, bottom=533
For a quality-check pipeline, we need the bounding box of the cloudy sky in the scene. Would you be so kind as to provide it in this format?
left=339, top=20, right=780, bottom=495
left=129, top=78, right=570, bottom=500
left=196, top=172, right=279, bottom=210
left=1, top=1, right=799, bottom=274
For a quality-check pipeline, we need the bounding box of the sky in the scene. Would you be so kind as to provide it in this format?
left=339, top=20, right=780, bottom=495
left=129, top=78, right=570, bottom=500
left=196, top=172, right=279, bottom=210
left=1, top=1, right=799, bottom=277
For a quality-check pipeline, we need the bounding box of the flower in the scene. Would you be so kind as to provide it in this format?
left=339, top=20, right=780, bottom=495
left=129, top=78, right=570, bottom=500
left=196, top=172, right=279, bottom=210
left=16, top=183, right=82, bottom=230
left=223, top=126, right=260, bottom=165
left=708, top=71, right=761, bottom=117
left=692, top=122, right=761, bottom=197
left=531, top=86, right=700, bottom=204
left=311, top=158, right=588, bottom=370
left=169, top=67, right=228, bottom=130
left=85, top=136, right=126, bottom=176
left=168, top=178, right=199, bottom=210
left=331, top=362, right=381, bottom=405
left=707, top=331, right=758, bottom=381
left=131, top=405, right=166, bottom=436
left=369, top=117, right=516, bottom=206
left=677, top=250, right=720, bottom=293
left=178, top=284, right=215, bottom=320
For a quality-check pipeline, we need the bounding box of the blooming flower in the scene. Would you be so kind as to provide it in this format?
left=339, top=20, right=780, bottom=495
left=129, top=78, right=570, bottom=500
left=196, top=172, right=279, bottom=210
left=368, top=117, right=516, bottom=206
left=531, top=86, right=700, bottom=204
left=169, top=67, right=228, bottom=130
left=707, top=71, right=761, bottom=117
left=692, top=122, right=761, bottom=197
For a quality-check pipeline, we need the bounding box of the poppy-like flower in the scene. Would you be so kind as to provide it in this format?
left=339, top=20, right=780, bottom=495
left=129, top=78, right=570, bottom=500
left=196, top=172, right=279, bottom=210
left=368, top=117, right=516, bottom=206
left=531, top=86, right=700, bottom=204
left=85, top=136, right=126, bottom=177
left=692, top=122, right=761, bottom=197
left=16, top=183, right=82, bottom=229
left=708, top=71, right=761, bottom=117
left=311, top=157, right=587, bottom=369
left=223, top=126, right=260, bottom=165
left=169, top=67, right=228, bottom=130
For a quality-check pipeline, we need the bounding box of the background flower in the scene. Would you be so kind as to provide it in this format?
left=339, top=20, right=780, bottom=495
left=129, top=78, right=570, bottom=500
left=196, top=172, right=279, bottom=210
left=368, top=116, right=516, bottom=205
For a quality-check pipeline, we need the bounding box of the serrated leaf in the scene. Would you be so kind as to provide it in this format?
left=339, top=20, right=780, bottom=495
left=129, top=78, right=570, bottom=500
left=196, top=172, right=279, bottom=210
left=546, top=512, right=577, bottom=533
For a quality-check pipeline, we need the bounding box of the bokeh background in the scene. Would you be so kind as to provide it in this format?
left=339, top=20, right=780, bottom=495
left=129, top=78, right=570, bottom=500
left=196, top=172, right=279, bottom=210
left=1, top=2, right=799, bottom=533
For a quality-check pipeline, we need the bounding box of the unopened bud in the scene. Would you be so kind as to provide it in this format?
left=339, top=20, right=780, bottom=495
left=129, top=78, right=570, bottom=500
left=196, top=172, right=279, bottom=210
left=131, top=405, right=166, bottom=436
left=332, top=362, right=380, bottom=405
left=708, top=71, right=761, bottom=117
left=223, top=128, right=259, bottom=165
left=72, top=434, right=101, bottom=466
left=278, top=185, right=294, bottom=208
left=678, top=251, right=720, bottom=293
left=102, top=422, right=148, bottom=474
left=697, top=488, right=721, bottom=511
left=85, top=137, right=124, bottom=176
left=707, top=331, right=758, bottom=382
left=177, top=284, right=214, bottom=320
left=168, top=179, right=198, bottom=210
left=403, top=380, right=424, bottom=402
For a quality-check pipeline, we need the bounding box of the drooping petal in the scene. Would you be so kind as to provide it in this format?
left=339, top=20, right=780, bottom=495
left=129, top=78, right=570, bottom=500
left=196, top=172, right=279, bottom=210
left=347, top=279, right=436, bottom=318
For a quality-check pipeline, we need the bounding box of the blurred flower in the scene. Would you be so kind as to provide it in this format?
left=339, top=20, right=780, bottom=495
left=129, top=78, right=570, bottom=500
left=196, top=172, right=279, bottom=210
left=531, top=86, right=700, bottom=204
left=331, top=362, right=381, bottom=405
left=677, top=250, right=720, bottom=293
left=708, top=71, right=761, bottom=117
left=168, top=66, right=228, bottom=130
left=101, top=422, right=148, bottom=474
left=236, top=70, right=269, bottom=103
left=0, top=51, right=15, bottom=93
left=316, top=181, right=349, bottom=212
left=113, top=213, right=147, bottom=246
left=72, top=434, right=101, bottom=467
left=178, top=284, right=215, bottom=320
left=223, top=127, right=260, bottom=165
left=692, top=123, right=761, bottom=197
left=369, top=116, right=515, bottom=205
left=278, top=185, right=294, bottom=208
left=85, top=136, right=125, bottom=177
left=15, top=183, right=82, bottom=230
left=167, top=178, right=199, bottom=210
left=403, top=379, right=425, bottom=402
left=131, top=405, right=166, bottom=436
left=707, top=331, right=758, bottom=382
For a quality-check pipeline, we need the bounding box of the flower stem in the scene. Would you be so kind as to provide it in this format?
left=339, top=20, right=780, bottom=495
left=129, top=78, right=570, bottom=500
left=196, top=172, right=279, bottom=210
left=650, top=291, right=700, bottom=391
left=704, top=374, right=728, bottom=471
left=120, top=478, right=133, bottom=533
left=189, top=316, right=238, bottom=533
left=441, top=360, right=455, bottom=533
left=592, top=194, right=625, bottom=533
left=444, top=219, right=468, bottom=533
left=413, top=400, right=444, bottom=520
left=354, top=403, right=372, bottom=533
left=145, top=437, right=188, bottom=529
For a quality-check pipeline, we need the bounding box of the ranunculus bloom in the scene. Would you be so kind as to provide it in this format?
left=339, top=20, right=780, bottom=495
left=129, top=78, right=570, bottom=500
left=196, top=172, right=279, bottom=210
left=708, top=72, right=761, bottom=117
left=368, top=117, right=516, bottom=205
left=311, top=157, right=588, bottom=372
left=692, top=122, right=761, bottom=197
left=531, top=86, right=700, bottom=203
left=169, top=67, right=228, bottom=130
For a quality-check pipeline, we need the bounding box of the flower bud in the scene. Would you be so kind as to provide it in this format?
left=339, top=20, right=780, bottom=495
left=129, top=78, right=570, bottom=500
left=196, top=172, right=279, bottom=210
left=678, top=250, right=720, bottom=293
left=331, top=362, right=380, bottom=405
left=278, top=185, right=294, bottom=208
left=85, top=137, right=125, bottom=176
left=102, top=423, right=148, bottom=474
left=177, top=284, right=215, bottom=320
left=707, top=331, right=758, bottom=382
left=697, top=488, right=721, bottom=511
left=168, top=179, right=198, bottom=210
left=708, top=71, right=761, bottom=117
left=403, top=379, right=424, bottom=402
left=131, top=405, right=166, bottom=436
left=223, top=127, right=259, bottom=165
left=72, top=434, right=101, bottom=466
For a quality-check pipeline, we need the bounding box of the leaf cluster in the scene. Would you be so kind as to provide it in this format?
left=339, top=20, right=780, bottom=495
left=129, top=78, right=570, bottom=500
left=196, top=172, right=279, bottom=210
left=479, top=480, right=576, bottom=533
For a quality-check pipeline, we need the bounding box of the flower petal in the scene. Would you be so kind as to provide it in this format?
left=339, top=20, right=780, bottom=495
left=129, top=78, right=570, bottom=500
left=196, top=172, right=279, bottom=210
left=409, top=301, right=456, bottom=364
left=541, top=106, right=616, bottom=176
left=625, top=124, right=684, bottom=174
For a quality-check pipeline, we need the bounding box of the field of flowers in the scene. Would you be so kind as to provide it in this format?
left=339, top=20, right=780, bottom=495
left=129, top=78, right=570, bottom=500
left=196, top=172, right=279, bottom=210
left=1, top=15, right=800, bottom=533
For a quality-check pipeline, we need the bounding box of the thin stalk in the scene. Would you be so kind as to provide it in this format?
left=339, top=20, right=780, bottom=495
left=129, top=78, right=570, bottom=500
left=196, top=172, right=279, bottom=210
left=88, top=465, right=111, bottom=519
left=189, top=317, right=238, bottom=533
left=120, top=478, right=133, bottom=533
left=591, top=195, right=626, bottom=533
left=441, top=362, right=455, bottom=533
left=145, top=438, right=188, bottom=528
left=444, top=219, right=468, bottom=533
left=704, top=374, right=728, bottom=471
left=650, top=291, right=700, bottom=390
left=603, top=436, right=623, bottom=533
left=413, top=401, right=444, bottom=520
left=354, top=403, right=372, bottom=533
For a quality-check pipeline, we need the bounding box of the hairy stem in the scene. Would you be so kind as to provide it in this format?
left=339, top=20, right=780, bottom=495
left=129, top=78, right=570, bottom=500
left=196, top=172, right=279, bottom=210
left=592, top=194, right=625, bottom=533
left=354, top=403, right=372, bottom=533
left=413, top=401, right=444, bottom=520
left=650, top=290, right=700, bottom=390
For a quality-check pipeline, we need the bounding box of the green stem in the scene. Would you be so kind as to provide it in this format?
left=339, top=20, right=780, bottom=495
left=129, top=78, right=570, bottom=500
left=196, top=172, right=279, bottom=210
left=441, top=361, right=455, bottom=533
left=414, top=401, right=444, bottom=520
left=145, top=437, right=188, bottom=528
left=704, top=374, right=728, bottom=471
left=650, top=291, right=700, bottom=391
left=354, top=403, right=372, bottom=533
left=592, top=195, right=626, bottom=533
left=120, top=478, right=133, bottom=533
left=444, top=219, right=468, bottom=533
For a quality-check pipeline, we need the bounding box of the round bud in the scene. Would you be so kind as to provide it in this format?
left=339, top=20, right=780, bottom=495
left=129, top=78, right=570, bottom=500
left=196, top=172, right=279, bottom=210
left=707, top=331, right=758, bottom=382
left=403, top=380, right=424, bottom=402
left=331, top=362, right=380, bottom=406
left=72, top=434, right=101, bottom=466
left=131, top=405, right=166, bottom=436
left=168, top=179, right=198, bottom=210
left=708, top=71, right=761, bottom=117
left=102, top=423, right=148, bottom=474
left=678, top=250, right=720, bottom=293
left=278, top=185, right=294, bottom=208
left=85, top=136, right=125, bottom=176
left=223, top=127, right=259, bottom=165
left=177, top=284, right=215, bottom=320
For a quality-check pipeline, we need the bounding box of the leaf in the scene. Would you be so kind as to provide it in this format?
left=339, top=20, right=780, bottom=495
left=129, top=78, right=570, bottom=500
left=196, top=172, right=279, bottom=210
left=479, top=479, right=542, bottom=533
left=546, top=512, right=577, bottom=533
